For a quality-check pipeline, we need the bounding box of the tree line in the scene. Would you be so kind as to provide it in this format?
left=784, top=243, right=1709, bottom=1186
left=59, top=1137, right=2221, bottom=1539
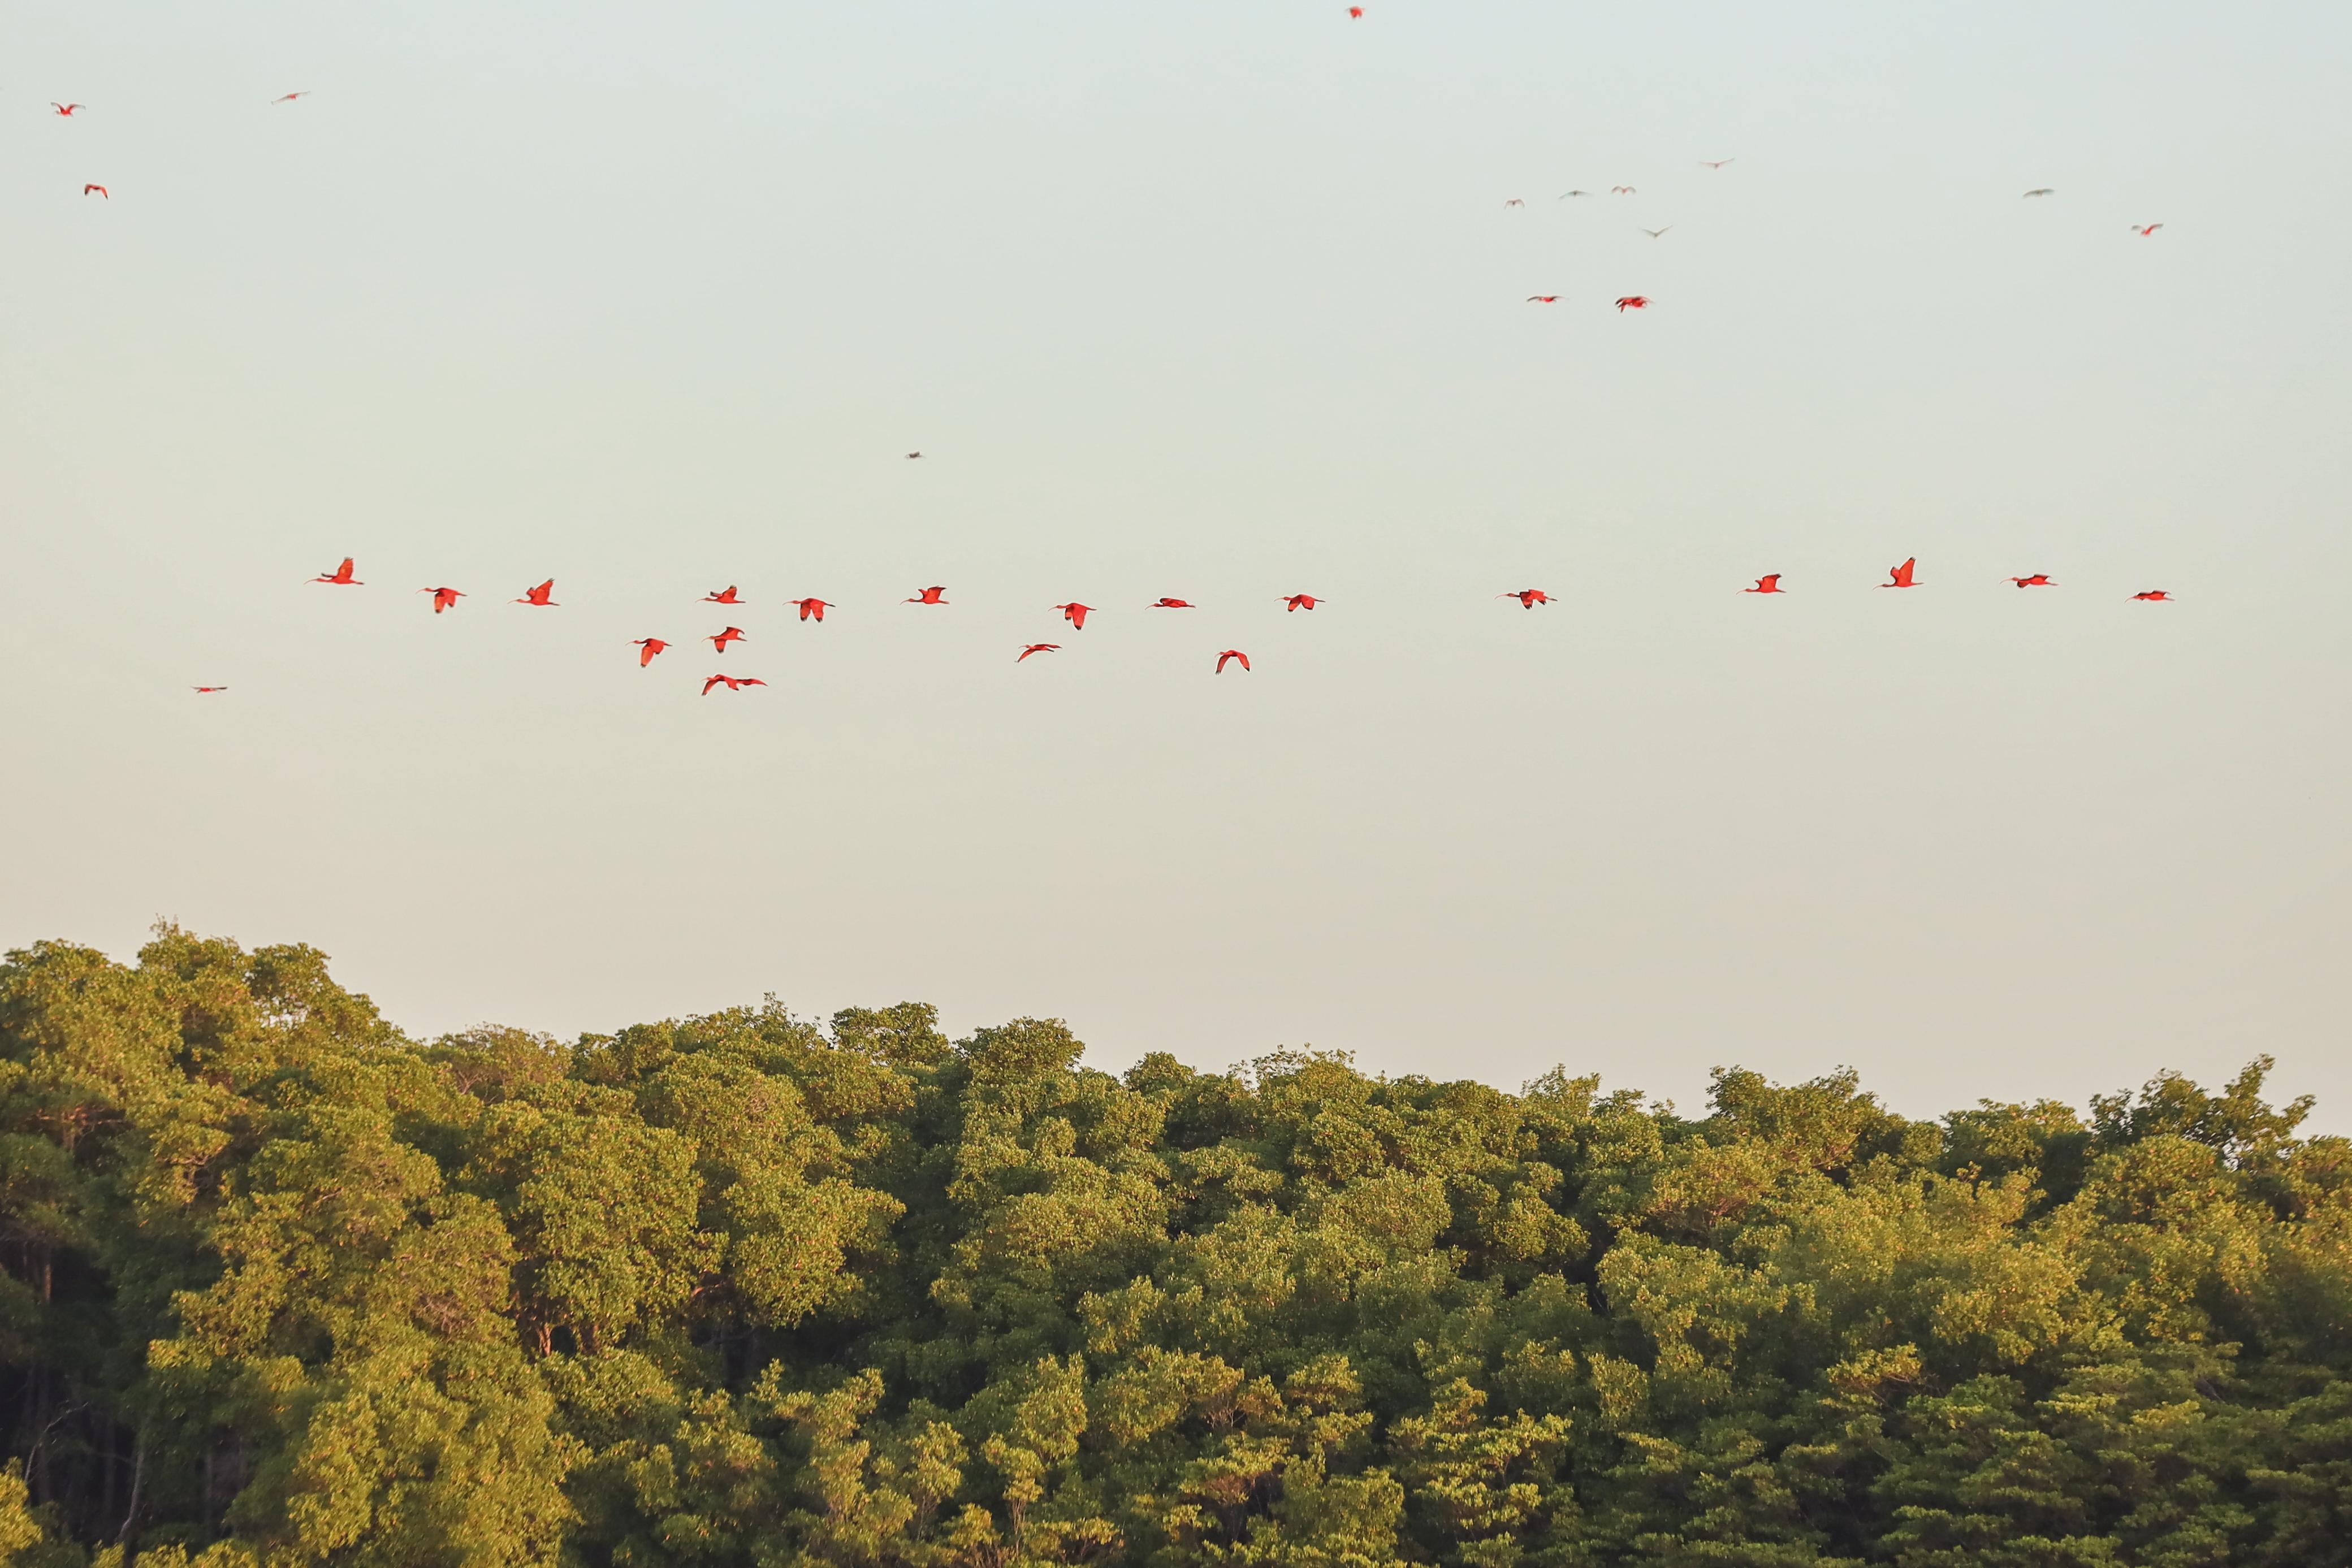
left=4, top=927, right=2349, bottom=1566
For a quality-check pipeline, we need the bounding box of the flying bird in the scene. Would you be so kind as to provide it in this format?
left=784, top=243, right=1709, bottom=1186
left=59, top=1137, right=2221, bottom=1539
left=1348, top=5, right=1364, bottom=14
left=1281, top=594, right=1322, bottom=612
left=2008, top=574, right=2054, bottom=588
left=514, top=579, right=558, bottom=607
left=1880, top=557, right=1918, bottom=588
left=2023, top=188, right=2054, bottom=197
left=708, top=626, right=747, bottom=651
left=192, top=686, right=228, bottom=694
left=1151, top=597, right=1195, bottom=609
left=1018, top=643, right=1061, bottom=661
left=703, top=586, right=742, bottom=604
left=1744, top=575, right=1785, bottom=594
left=702, top=674, right=767, bottom=695
left=1611, top=185, right=1636, bottom=194
left=1504, top=198, right=1525, bottom=207
left=1527, top=295, right=1560, bottom=303
left=905, top=586, right=948, bottom=604
left=905, top=451, right=923, bottom=459
left=311, top=557, right=362, bottom=586
left=633, top=638, right=669, bottom=666
left=83, top=184, right=107, bottom=198
left=1216, top=650, right=1251, bottom=673
left=1558, top=190, right=1590, bottom=199
left=271, top=91, right=310, bottom=103
left=1700, top=158, right=1735, bottom=169
left=420, top=586, right=464, bottom=613
left=789, top=597, right=831, bottom=622
left=2132, top=223, right=2164, bottom=236
left=51, top=103, right=84, bottom=117
left=1055, top=602, right=1094, bottom=629
left=2132, top=590, right=2173, bottom=601
left=1615, top=296, right=1650, bottom=311
left=1640, top=226, right=1672, bottom=238
left=1501, top=589, right=1551, bottom=608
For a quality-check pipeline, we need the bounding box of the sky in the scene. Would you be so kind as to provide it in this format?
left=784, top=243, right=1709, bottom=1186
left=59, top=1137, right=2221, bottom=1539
left=4, top=0, right=2348, bottom=1129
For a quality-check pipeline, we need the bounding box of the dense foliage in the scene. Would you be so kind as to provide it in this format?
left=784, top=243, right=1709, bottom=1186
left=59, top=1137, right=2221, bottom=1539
left=4, top=929, right=2350, bottom=1567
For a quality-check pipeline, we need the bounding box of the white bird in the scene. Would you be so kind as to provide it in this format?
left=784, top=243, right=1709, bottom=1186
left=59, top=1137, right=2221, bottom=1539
left=1700, top=158, right=1734, bottom=169
left=1640, top=226, right=1672, bottom=239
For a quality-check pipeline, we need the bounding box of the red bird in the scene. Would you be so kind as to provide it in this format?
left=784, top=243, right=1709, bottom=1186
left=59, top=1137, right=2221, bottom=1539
left=1018, top=643, right=1061, bottom=661
left=1055, top=602, right=1094, bottom=629
left=1151, top=597, right=1194, bottom=609
left=2009, top=574, right=2054, bottom=588
left=2132, top=223, right=2164, bottom=236
left=709, top=626, right=747, bottom=651
left=83, top=184, right=107, bottom=198
left=311, top=557, right=362, bottom=586
left=515, top=579, right=558, bottom=606
left=1527, top=295, right=1559, bottom=303
left=1348, top=5, right=1363, bottom=14
left=1615, top=296, right=1650, bottom=311
left=1216, top=649, right=1251, bottom=673
left=702, top=674, right=767, bottom=695
left=420, top=586, right=464, bottom=613
left=789, top=597, right=832, bottom=622
left=2132, top=590, right=2173, bottom=601
left=1744, top=575, right=1785, bottom=594
left=192, top=686, right=228, bottom=694
left=1880, top=557, right=1918, bottom=588
left=633, top=638, right=669, bottom=666
left=1499, top=589, right=1551, bottom=608
left=703, top=586, right=742, bottom=604
left=52, top=103, right=84, bottom=117
left=906, top=586, right=948, bottom=604
left=1281, top=594, right=1322, bottom=612
left=271, top=92, right=309, bottom=104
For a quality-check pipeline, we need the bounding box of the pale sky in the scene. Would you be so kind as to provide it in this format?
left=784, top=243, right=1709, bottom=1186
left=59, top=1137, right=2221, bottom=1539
left=5, top=0, right=2347, bottom=1128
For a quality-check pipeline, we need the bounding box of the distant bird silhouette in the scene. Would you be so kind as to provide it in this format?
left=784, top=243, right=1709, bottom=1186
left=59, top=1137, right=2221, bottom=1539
left=1640, top=226, right=1672, bottom=239
left=420, top=586, right=464, bottom=613
left=2132, top=590, right=2173, bottom=601
left=1152, top=597, right=1195, bottom=609
left=2009, top=574, right=2054, bottom=588
left=1744, top=575, right=1785, bottom=595
left=703, top=586, right=742, bottom=604
left=1558, top=190, right=1590, bottom=199
left=1281, top=594, right=1323, bottom=612
left=1700, top=158, right=1735, bottom=169
left=192, top=686, right=228, bottom=694
left=633, top=638, right=669, bottom=667
left=1056, top=602, right=1094, bottom=629
left=82, top=184, right=106, bottom=198
left=708, top=626, right=747, bottom=652
left=1504, top=198, right=1525, bottom=207
left=789, top=597, right=831, bottom=622
left=1527, top=295, right=1560, bottom=303
left=1615, top=295, right=1650, bottom=311
left=1501, top=589, right=1552, bottom=608
left=51, top=103, right=84, bottom=117
left=702, top=674, right=767, bottom=695
left=2132, top=223, right=2164, bottom=236
left=312, top=557, right=362, bottom=586
left=1348, top=5, right=1363, bottom=14
left=905, top=451, right=923, bottom=459
left=1880, top=558, right=1918, bottom=588
left=271, top=92, right=310, bottom=104
left=1216, top=650, right=1251, bottom=673
left=2023, top=188, right=2054, bottom=197
left=1018, top=643, right=1061, bottom=661
left=514, top=579, right=558, bottom=607
left=1611, top=185, right=1636, bottom=194
left=905, top=586, right=948, bottom=605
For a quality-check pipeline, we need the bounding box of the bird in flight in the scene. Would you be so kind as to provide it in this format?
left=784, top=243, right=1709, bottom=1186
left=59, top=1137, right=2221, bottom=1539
left=2023, top=188, right=2054, bottom=197
left=312, top=557, right=362, bottom=586
left=51, top=103, right=84, bottom=117
left=1216, top=649, right=1251, bottom=673
left=1744, top=575, right=1785, bottom=594
left=1559, top=189, right=1590, bottom=199
left=703, top=586, right=742, bottom=604
left=1527, top=295, right=1560, bottom=304
left=1151, top=597, right=1195, bottom=609
left=1640, top=226, right=1672, bottom=239
left=1611, top=185, right=1636, bottom=194
left=2132, top=223, right=2164, bottom=236
left=271, top=92, right=309, bottom=103
left=1504, top=198, right=1525, bottom=207
left=1018, top=643, right=1061, bottom=661
left=633, top=638, right=669, bottom=666
left=2132, top=590, right=2173, bottom=601
left=1700, top=158, right=1735, bottom=170
left=514, top=579, right=558, bottom=607
left=420, top=586, right=464, bottom=613
left=906, top=586, right=948, bottom=605
left=1881, top=557, right=1918, bottom=588
left=83, top=184, right=107, bottom=198
left=1055, top=602, right=1093, bottom=629
left=789, top=597, right=831, bottom=622
left=1501, top=589, right=1552, bottom=608
left=1615, top=296, right=1650, bottom=311
left=2009, top=574, right=2054, bottom=588
left=1281, top=594, right=1323, bottom=612
left=192, top=686, right=228, bottom=694
left=1348, top=5, right=1364, bottom=15
left=702, top=674, right=767, bottom=695
left=905, top=451, right=923, bottom=459
left=708, top=626, right=747, bottom=652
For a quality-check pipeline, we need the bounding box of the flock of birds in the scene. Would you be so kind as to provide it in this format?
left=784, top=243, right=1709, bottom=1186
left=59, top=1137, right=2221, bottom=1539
left=172, top=552, right=2179, bottom=698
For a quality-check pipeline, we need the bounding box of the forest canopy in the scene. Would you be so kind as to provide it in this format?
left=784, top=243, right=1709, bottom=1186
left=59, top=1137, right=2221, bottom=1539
left=4, top=928, right=2350, bottom=1567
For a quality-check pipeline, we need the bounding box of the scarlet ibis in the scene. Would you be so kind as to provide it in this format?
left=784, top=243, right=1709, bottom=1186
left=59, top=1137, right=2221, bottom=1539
left=1615, top=296, right=1650, bottom=311
left=1151, top=597, right=1194, bottom=609
left=2132, top=590, right=2173, bottom=601
left=906, top=586, right=948, bottom=605
left=789, top=597, right=831, bottom=622
left=1880, top=558, right=1918, bottom=588
left=1055, top=603, right=1093, bottom=629
left=420, top=587, right=464, bottom=613
left=83, top=184, right=107, bottom=198
left=709, top=626, right=746, bottom=651
left=312, top=558, right=362, bottom=586
left=51, top=103, right=84, bottom=117
left=633, top=638, right=669, bottom=667
left=702, top=674, right=767, bottom=695
left=1018, top=644, right=1061, bottom=661
left=1744, top=575, right=1785, bottom=594
left=1500, top=589, right=1551, bottom=608
left=703, top=586, right=742, bottom=604
left=515, top=579, right=557, bottom=607
left=1281, top=594, right=1322, bottom=612
left=2009, top=575, right=2053, bottom=588
left=1216, top=650, right=1251, bottom=673
left=2132, top=223, right=2163, bottom=236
